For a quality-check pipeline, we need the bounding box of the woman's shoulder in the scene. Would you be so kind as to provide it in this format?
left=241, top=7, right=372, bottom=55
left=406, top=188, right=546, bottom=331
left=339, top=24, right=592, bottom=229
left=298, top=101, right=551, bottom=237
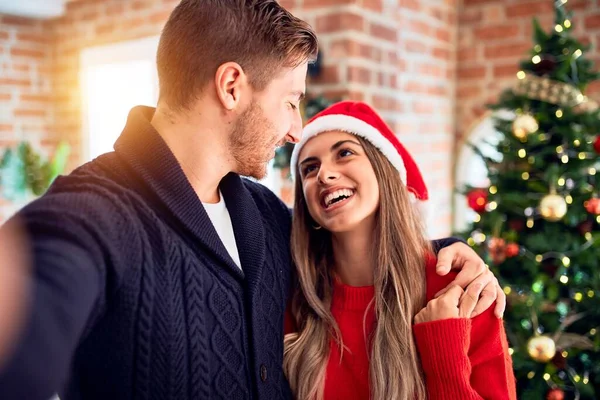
left=424, top=254, right=459, bottom=302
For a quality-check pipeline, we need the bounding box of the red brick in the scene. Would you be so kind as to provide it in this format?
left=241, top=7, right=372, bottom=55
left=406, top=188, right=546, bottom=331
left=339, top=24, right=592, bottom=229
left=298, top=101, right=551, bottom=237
left=81, top=10, right=100, bottom=21
left=404, top=81, right=427, bottom=93
left=457, top=85, right=482, bottom=98
left=279, top=0, right=295, bottom=9
left=0, top=124, right=13, bottom=132
left=106, top=3, right=125, bottom=16
left=0, top=15, right=36, bottom=27
left=405, top=39, right=427, bottom=54
left=0, top=31, right=9, bottom=41
left=585, top=14, right=600, bottom=30
left=408, top=19, right=435, bottom=37
left=0, top=93, right=11, bottom=101
left=506, top=1, right=554, bottom=18
left=474, top=24, right=520, bottom=41
left=435, top=28, right=451, bottom=43
left=370, top=23, right=396, bottom=42
left=362, top=0, right=383, bottom=12
left=347, top=66, right=371, bottom=84
left=14, top=109, right=47, bottom=117
left=413, top=101, right=435, bottom=114
left=463, top=0, right=501, bottom=5
left=402, top=0, right=421, bottom=12
left=418, top=63, right=446, bottom=78
left=150, top=10, right=171, bottom=24
left=433, top=47, right=451, bottom=60
left=317, top=12, right=364, bottom=33
left=493, top=64, right=517, bottom=78
left=96, top=23, right=116, bottom=35
left=10, top=47, right=45, bottom=59
left=459, top=9, right=482, bottom=25
left=372, top=95, right=402, bottom=112
left=303, top=0, right=354, bottom=8
left=0, top=78, right=31, bottom=87
left=312, top=65, right=339, bottom=84
left=132, top=0, right=152, bottom=11
left=20, top=94, right=51, bottom=103
left=427, top=85, right=448, bottom=96
left=457, top=48, right=478, bottom=63
left=458, top=66, right=486, bottom=79
left=16, top=32, right=50, bottom=44
left=483, top=43, right=531, bottom=59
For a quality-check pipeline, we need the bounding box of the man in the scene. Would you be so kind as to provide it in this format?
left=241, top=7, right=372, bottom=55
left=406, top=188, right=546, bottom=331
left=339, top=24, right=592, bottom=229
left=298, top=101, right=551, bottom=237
left=0, top=1, right=504, bottom=399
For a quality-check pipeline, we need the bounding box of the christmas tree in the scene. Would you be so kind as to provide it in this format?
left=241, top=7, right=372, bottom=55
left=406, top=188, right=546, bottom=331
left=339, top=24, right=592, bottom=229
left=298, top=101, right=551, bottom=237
left=459, top=1, right=600, bottom=399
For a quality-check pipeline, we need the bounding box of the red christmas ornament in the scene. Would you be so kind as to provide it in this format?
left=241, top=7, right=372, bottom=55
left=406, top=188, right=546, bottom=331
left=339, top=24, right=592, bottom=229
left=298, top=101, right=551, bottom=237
left=585, top=197, right=600, bottom=215
left=551, top=351, right=567, bottom=369
left=467, top=189, right=488, bottom=213
left=505, top=243, right=520, bottom=258
left=488, top=237, right=506, bottom=264
left=546, top=387, right=564, bottom=400
left=578, top=220, right=593, bottom=235
left=594, top=136, right=600, bottom=154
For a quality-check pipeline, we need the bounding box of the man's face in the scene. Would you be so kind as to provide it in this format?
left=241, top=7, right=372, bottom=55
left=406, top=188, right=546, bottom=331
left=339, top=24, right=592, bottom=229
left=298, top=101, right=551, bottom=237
left=229, top=63, right=307, bottom=179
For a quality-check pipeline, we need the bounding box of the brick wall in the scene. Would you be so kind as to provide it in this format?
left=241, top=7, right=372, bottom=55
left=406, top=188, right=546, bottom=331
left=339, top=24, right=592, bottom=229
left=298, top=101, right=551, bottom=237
left=456, top=0, right=600, bottom=145
left=0, top=15, right=54, bottom=221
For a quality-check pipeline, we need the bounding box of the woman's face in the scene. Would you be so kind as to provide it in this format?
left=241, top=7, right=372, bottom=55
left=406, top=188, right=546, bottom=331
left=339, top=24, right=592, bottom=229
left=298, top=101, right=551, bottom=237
left=298, top=131, right=380, bottom=233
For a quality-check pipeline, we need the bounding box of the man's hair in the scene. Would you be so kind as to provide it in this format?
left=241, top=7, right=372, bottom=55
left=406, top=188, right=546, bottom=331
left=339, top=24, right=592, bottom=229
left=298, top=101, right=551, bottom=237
left=156, top=0, right=318, bottom=111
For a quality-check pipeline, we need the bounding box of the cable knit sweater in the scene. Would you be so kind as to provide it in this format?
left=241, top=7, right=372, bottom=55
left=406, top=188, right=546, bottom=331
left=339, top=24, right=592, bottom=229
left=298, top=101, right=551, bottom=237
left=285, top=259, right=517, bottom=399
left=0, top=106, right=295, bottom=400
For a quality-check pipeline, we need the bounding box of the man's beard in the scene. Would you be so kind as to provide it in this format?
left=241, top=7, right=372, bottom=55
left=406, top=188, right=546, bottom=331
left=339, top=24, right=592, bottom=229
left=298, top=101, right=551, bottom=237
left=229, top=101, right=279, bottom=180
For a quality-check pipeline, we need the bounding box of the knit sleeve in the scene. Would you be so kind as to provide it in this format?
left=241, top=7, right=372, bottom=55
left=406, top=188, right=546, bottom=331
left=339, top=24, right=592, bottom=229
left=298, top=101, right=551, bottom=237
left=0, top=188, right=142, bottom=399
left=413, top=307, right=517, bottom=400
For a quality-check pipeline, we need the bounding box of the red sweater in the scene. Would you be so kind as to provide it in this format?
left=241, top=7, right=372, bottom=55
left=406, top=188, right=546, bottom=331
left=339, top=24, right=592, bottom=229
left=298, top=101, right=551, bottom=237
left=285, top=259, right=517, bottom=399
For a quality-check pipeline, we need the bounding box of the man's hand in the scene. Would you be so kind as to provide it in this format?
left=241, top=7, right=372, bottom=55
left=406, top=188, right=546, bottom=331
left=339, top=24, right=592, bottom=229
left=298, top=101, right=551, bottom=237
left=414, top=285, right=479, bottom=324
left=0, top=219, right=31, bottom=370
left=434, top=241, right=505, bottom=319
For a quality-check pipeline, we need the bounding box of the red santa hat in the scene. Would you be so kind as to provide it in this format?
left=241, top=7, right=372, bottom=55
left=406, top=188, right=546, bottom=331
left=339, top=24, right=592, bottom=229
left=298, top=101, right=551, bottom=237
left=290, top=100, right=430, bottom=217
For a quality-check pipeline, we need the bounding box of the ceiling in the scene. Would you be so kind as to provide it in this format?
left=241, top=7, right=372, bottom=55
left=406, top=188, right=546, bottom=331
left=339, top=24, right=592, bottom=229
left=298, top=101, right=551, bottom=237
left=0, top=0, right=73, bottom=19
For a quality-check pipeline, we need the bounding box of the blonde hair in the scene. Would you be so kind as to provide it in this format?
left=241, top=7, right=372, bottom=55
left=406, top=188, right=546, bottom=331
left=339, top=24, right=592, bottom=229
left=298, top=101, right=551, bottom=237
left=283, top=136, right=432, bottom=400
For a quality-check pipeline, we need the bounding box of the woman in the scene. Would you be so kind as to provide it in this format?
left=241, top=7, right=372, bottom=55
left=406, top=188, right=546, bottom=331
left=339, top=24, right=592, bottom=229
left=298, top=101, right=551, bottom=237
left=283, top=101, right=516, bottom=400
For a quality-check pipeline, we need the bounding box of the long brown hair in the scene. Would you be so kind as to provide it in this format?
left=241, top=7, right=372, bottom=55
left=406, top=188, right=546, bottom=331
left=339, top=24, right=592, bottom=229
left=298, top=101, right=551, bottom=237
left=284, top=136, right=432, bottom=400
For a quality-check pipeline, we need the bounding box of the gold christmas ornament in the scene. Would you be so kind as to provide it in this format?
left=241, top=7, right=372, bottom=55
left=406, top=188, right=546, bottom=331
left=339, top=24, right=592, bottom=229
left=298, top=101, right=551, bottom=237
left=512, top=114, right=539, bottom=139
left=540, top=193, right=568, bottom=221
left=527, top=335, right=557, bottom=362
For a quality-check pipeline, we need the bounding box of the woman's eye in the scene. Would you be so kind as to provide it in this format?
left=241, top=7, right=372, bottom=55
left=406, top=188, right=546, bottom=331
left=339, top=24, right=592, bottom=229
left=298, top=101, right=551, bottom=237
left=339, top=149, right=354, bottom=157
left=302, top=165, right=317, bottom=176
left=289, top=102, right=297, bottom=110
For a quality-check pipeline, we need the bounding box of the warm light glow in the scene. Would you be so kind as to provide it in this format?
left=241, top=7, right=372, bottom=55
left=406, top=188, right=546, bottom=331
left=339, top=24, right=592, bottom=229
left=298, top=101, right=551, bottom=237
left=555, top=24, right=564, bottom=33
left=508, top=348, right=514, bottom=355
left=517, top=70, right=526, bottom=79
left=574, top=139, right=581, bottom=146
left=518, top=149, right=527, bottom=158
left=566, top=195, right=572, bottom=204
left=585, top=232, right=592, bottom=241
left=564, top=20, right=572, bottom=28
left=558, top=178, right=565, bottom=186
left=560, top=275, right=569, bottom=284
left=562, top=351, right=568, bottom=357
left=488, top=201, right=498, bottom=210
left=489, top=186, right=498, bottom=194
left=556, top=145, right=564, bottom=153
left=527, top=371, right=535, bottom=379
left=588, top=290, right=595, bottom=298
left=574, top=49, right=582, bottom=58
left=534, top=45, right=542, bottom=52
left=504, top=286, right=512, bottom=295
left=579, top=152, right=586, bottom=159
left=522, top=172, right=530, bottom=180
left=561, top=155, right=569, bottom=163
left=562, top=256, right=570, bottom=267
left=474, top=214, right=481, bottom=222
left=574, top=292, right=583, bottom=302
left=535, top=255, right=543, bottom=262
left=574, top=375, right=581, bottom=383
left=532, top=55, right=541, bottom=64
left=527, top=218, right=534, bottom=228
left=543, top=373, right=551, bottom=381
left=556, top=109, right=563, bottom=118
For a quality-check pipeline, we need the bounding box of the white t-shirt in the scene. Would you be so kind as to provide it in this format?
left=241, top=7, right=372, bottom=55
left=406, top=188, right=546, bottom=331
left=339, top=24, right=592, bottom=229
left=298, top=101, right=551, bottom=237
left=202, top=192, right=242, bottom=270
